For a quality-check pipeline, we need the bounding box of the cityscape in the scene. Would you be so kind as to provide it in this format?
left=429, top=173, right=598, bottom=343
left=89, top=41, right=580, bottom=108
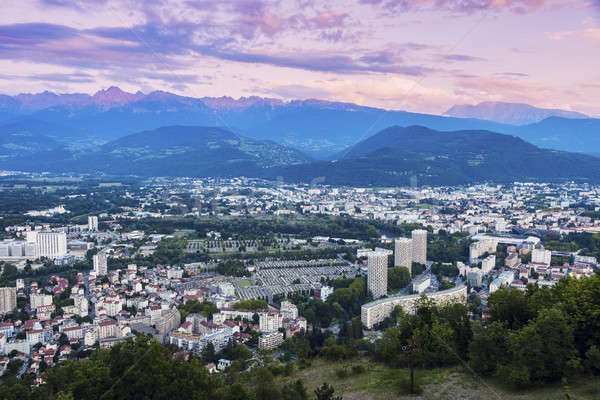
left=0, top=176, right=599, bottom=398
left=0, top=0, right=599, bottom=399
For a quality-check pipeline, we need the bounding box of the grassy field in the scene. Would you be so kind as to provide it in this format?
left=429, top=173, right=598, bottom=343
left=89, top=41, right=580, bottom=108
left=275, top=357, right=600, bottom=400
left=237, top=279, right=253, bottom=287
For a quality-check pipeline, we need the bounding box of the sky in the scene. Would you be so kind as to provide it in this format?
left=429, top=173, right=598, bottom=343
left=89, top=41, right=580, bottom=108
left=0, top=0, right=599, bottom=116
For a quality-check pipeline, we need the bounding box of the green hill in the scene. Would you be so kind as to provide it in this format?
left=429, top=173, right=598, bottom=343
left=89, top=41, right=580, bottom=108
left=0, top=125, right=311, bottom=176
left=267, top=125, right=600, bottom=186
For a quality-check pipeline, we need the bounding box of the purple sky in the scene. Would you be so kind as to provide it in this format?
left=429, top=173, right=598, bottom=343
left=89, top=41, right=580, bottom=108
left=1, top=0, right=599, bottom=115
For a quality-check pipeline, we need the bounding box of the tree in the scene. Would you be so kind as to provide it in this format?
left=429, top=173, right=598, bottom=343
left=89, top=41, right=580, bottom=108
left=468, top=321, right=509, bottom=376
left=202, top=341, right=216, bottom=363
left=5, top=359, right=23, bottom=376
left=59, top=333, right=70, bottom=346
left=55, top=392, right=75, bottom=400
left=281, top=379, right=308, bottom=400
left=178, top=300, right=218, bottom=320
left=584, top=345, right=600, bottom=374
left=233, top=299, right=268, bottom=311
left=254, top=367, right=281, bottom=400
left=230, top=344, right=252, bottom=361
left=388, top=267, right=411, bottom=291
left=487, top=287, right=534, bottom=329
left=226, top=383, right=250, bottom=400
left=500, top=308, right=580, bottom=385
left=314, top=383, right=342, bottom=400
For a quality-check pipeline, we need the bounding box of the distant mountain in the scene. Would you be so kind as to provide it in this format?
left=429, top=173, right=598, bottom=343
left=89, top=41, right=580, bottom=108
left=0, top=88, right=597, bottom=158
left=445, top=101, right=587, bottom=125
left=0, top=126, right=312, bottom=176
left=512, top=117, right=600, bottom=155
left=0, top=119, right=60, bottom=159
left=267, top=126, right=600, bottom=186
left=0, top=88, right=512, bottom=157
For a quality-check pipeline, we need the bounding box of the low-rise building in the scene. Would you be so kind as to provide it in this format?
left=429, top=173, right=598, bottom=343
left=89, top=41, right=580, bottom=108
left=258, top=331, right=284, bottom=350
left=361, top=285, right=467, bottom=329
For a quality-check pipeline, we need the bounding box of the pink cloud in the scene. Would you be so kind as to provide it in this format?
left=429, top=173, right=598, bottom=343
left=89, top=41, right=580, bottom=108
left=305, top=10, right=348, bottom=29
left=367, top=0, right=555, bottom=14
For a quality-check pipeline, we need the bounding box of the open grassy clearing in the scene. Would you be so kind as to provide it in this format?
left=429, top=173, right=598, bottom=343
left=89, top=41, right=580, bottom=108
left=274, top=357, right=600, bottom=400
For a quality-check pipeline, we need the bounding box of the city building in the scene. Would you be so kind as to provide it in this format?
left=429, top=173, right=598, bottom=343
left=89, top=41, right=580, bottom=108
left=367, top=249, right=388, bottom=299
left=490, top=270, right=515, bottom=293
left=315, top=286, right=333, bottom=301
left=467, top=269, right=483, bottom=287
left=259, top=311, right=283, bottom=332
left=0, top=287, right=16, bottom=313
left=30, top=293, right=53, bottom=310
left=258, top=331, right=284, bottom=350
left=481, top=254, right=496, bottom=275
left=469, top=239, right=498, bottom=263
left=532, top=244, right=552, bottom=267
left=361, top=285, right=467, bottom=329
left=88, top=216, right=99, bottom=231
left=394, top=237, right=412, bottom=272
left=411, top=229, right=427, bottom=264
left=280, top=301, right=298, bottom=320
left=93, top=253, right=108, bottom=276
left=155, top=309, right=181, bottom=340
left=31, top=231, right=67, bottom=259
left=412, top=274, right=431, bottom=293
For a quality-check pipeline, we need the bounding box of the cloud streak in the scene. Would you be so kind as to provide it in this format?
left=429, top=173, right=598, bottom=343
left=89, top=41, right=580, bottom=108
left=0, top=20, right=436, bottom=76
left=363, top=0, right=556, bottom=14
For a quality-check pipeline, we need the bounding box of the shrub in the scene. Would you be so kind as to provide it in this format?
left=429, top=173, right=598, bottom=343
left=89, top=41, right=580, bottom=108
left=352, top=365, right=365, bottom=375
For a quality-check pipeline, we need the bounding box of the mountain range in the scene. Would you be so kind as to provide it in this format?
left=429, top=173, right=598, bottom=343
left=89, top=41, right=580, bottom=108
left=445, top=101, right=588, bottom=125
left=0, top=126, right=310, bottom=177
left=3, top=124, right=600, bottom=186
left=0, top=87, right=598, bottom=158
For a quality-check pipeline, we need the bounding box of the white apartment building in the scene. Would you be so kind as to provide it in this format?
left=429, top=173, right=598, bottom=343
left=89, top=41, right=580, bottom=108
left=367, top=249, right=389, bottom=299
left=70, top=294, right=89, bottom=316
left=490, top=270, right=515, bottom=294
left=93, top=253, right=108, bottom=276
left=102, top=300, right=123, bottom=317
left=217, top=282, right=235, bottom=297
left=30, top=293, right=53, bottom=310
left=280, top=301, right=298, bottom=320
left=30, top=231, right=67, bottom=258
left=532, top=245, right=552, bottom=267
left=97, top=319, right=118, bottom=339
left=467, top=269, right=483, bottom=287
left=88, top=216, right=99, bottom=231
left=258, top=331, right=284, bottom=350
left=0, top=240, right=36, bottom=258
left=361, top=285, right=467, bottom=329
left=411, top=229, right=427, bottom=264
left=412, top=274, right=431, bottom=294
left=0, top=287, right=16, bottom=313
left=259, top=311, right=283, bottom=332
left=394, top=238, right=412, bottom=272
left=469, top=239, right=498, bottom=263
left=481, top=254, right=496, bottom=275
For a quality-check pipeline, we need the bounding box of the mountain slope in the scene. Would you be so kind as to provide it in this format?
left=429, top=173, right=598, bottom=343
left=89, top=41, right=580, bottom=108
left=0, top=126, right=312, bottom=176
left=512, top=117, right=600, bottom=155
left=267, top=126, right=600, bottom=186
left=0, top=120, right=60, bottom=159
left=445, top=101, right=587, bottom=125
left=0, top=88, right=512, bottom=157
left=0, top=88, right=596, bottom=158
